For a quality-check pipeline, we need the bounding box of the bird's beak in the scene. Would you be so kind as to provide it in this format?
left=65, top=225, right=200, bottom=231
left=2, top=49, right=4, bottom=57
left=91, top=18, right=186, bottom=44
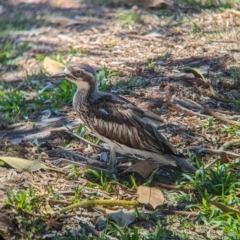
left=50, top=72, right=66, bottom=79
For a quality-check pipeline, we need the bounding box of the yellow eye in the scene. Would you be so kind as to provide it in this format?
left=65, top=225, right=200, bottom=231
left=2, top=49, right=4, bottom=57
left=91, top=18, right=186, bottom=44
left=74, top=70, right=83, bottom=76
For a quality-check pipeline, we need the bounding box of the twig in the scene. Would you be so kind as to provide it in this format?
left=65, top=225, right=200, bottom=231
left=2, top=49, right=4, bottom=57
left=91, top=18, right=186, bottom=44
left=202, top=104, right=240, bottom=127
left=52, top=158, right=111, bottom=172
left=160, top=209, right=199, bottom=217
left=182, top=97, right=204, bottom=110
left=47, top=147, right=97, bottom=162
left=60, top=199, right=138, bottom=213
left=65, top=130, right=108, bottom=151
left=182, top=146, right=240, bottom=158
left=227, top=9, right=240, bottom=17
left=207, top=83, right=234, bottom=103
left=20, top=209, right=42, bottom=218
left=204, top=159, right=219, bottom=169
left=153, top=182, right=196, bottom=192
left=175, top=104, right=209, bottom=118
left=56, top=214, right=76, bottom=220
left=219, top=139, right=240, bottom=151
left=140, top=209, right=199, bottom=217
left=185, top=145, right=240, bottom=169
left=175, top=98, right=204, bottom=111
left=119, top=32, right=165, bottom=42
left=49, top=199, right=71, bottom=205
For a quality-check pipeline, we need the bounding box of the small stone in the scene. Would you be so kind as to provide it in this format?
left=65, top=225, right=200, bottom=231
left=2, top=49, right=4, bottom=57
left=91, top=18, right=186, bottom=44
left=95, top=216, right=107, bottom=231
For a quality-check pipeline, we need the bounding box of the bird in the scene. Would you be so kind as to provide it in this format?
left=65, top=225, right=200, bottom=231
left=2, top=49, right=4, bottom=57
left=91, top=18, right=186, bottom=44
left=51, top=63, right=196, bottom=173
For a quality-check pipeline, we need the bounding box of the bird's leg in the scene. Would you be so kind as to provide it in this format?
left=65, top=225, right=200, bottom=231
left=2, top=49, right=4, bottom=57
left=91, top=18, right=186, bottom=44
left=109, top=144, right=117, bottom=173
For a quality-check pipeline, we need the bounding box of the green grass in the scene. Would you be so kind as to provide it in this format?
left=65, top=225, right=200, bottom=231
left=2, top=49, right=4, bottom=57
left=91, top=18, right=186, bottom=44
left=107, top=40, right=117, bottom=48
left=85, top=169, right=115, bottom=192
left=5, top=184, right=189, bottom=240
left=147, top=59, right=156, bottom=68
left=0, top=62, right=121, bottom=123
left=178, top=159, right=240, bottom=238
left=182, top=0, right=236, bottom=8
left=115, top=11, right=144, bottom=25
left=97, top=66, right=120, bottom=91
left=50, top=47, right=79, bottom=65
left=1, top=3, right=240, bottom=239
left=5, top=156, right=240, bottom=239
left=0, top=77, right=76, bottom=123
left=0, top=15, right=33, bottom=38
left=0, top=41, right=30, bottom=67
left=114, top=77, right=139, bottom=94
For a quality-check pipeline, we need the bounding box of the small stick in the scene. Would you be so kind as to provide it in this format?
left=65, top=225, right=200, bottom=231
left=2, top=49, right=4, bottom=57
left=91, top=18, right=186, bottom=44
left=176, top=104, right=209, bottom=118
left=153, top=182, right=196, bottom=192
left=202, top=104, right=240, bottom=127
left=53, top=158, right=111, bottom=172
left=182, top=146, right=240, bottom=158
left=60, top=199, right=138, bottom=213
left=65, top=130, right=108, bottom=151
left=219, top=139, right=240, bottom=151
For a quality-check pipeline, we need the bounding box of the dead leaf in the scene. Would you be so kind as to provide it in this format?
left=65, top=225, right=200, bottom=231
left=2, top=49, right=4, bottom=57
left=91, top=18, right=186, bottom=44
left=121, top=159, right=165, bottom=178
left=137, top=185, right=164, bottom=209
left=183, top=67, right=208, bottom=84
left=40, top=202, right=55, bottom=216
left=48, top=16, right=82, bottom=26
left=227, top=9, right=240, bottom=17
left=0, top=156, right=47, bottom=172
left=210, top=201, right=240, bottom=219
left=46, top=217, right=63, bottom=231
left=235, top=191, right=240, bottom=197
left=0, top=209, right=18, bottom=240
left=42, top=57, right=65, bottom=76
left=106, top=209, right=135, bottom=227
left=220, top=152, right=230, bottom=163
left=0, top=156, right=64, bottom=173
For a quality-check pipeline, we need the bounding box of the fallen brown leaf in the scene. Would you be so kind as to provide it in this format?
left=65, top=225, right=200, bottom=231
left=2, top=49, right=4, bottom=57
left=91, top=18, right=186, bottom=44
left=0, top=156, right=47, bottom=172
left=121, top=159, right=165, bottom=178
left=210, top=201, right=240, bottom=219
left=46, top=217, right=63, bottom=231
left=0, top=156, right=64, bottom=173
left=42, top=57, right=65, bottom=76
left=220, top=152, right=230, bottom=163
left=106, top=209, right=135, bottom=227
left=183, top=67, right=207, bottom=84
left=137, top=185, right=164, bottom=209
left=227, top=9, right=240, bottom=17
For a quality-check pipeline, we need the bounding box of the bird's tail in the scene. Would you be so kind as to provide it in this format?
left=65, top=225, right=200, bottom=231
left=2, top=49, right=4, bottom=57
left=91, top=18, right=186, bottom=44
left=167, top=154, right=197, bottom=172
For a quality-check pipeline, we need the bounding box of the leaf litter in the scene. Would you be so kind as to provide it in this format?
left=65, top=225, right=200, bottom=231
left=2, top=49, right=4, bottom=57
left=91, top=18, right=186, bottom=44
left=0, top=0, right=240, bottom=239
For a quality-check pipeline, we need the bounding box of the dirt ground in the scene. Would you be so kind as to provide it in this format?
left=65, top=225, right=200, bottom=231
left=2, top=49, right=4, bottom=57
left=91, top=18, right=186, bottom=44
left=1, top=0, right=240, bottom=239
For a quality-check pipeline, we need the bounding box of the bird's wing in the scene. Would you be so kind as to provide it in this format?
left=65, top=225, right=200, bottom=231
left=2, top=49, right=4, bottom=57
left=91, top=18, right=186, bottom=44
left=86, top=92, right=178, bottom=155
left=114, top=94, right=164, bottom=125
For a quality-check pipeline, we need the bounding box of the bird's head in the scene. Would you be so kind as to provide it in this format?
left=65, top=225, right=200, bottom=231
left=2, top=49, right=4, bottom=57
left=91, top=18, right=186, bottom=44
left=51, top=63, right=97, bottom=92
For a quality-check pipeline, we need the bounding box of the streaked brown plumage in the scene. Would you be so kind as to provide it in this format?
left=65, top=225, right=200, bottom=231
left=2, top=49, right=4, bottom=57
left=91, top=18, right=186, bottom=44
left=51, top=63, right=196, bottom=173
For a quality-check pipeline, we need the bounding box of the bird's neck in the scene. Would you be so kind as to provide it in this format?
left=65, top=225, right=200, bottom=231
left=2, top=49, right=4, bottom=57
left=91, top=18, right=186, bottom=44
left=73, top=81, right=98, bottom=109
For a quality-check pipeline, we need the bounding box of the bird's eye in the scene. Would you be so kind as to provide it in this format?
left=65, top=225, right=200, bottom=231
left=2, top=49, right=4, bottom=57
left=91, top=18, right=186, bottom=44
left=74, top=70, right=83, bottom=76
